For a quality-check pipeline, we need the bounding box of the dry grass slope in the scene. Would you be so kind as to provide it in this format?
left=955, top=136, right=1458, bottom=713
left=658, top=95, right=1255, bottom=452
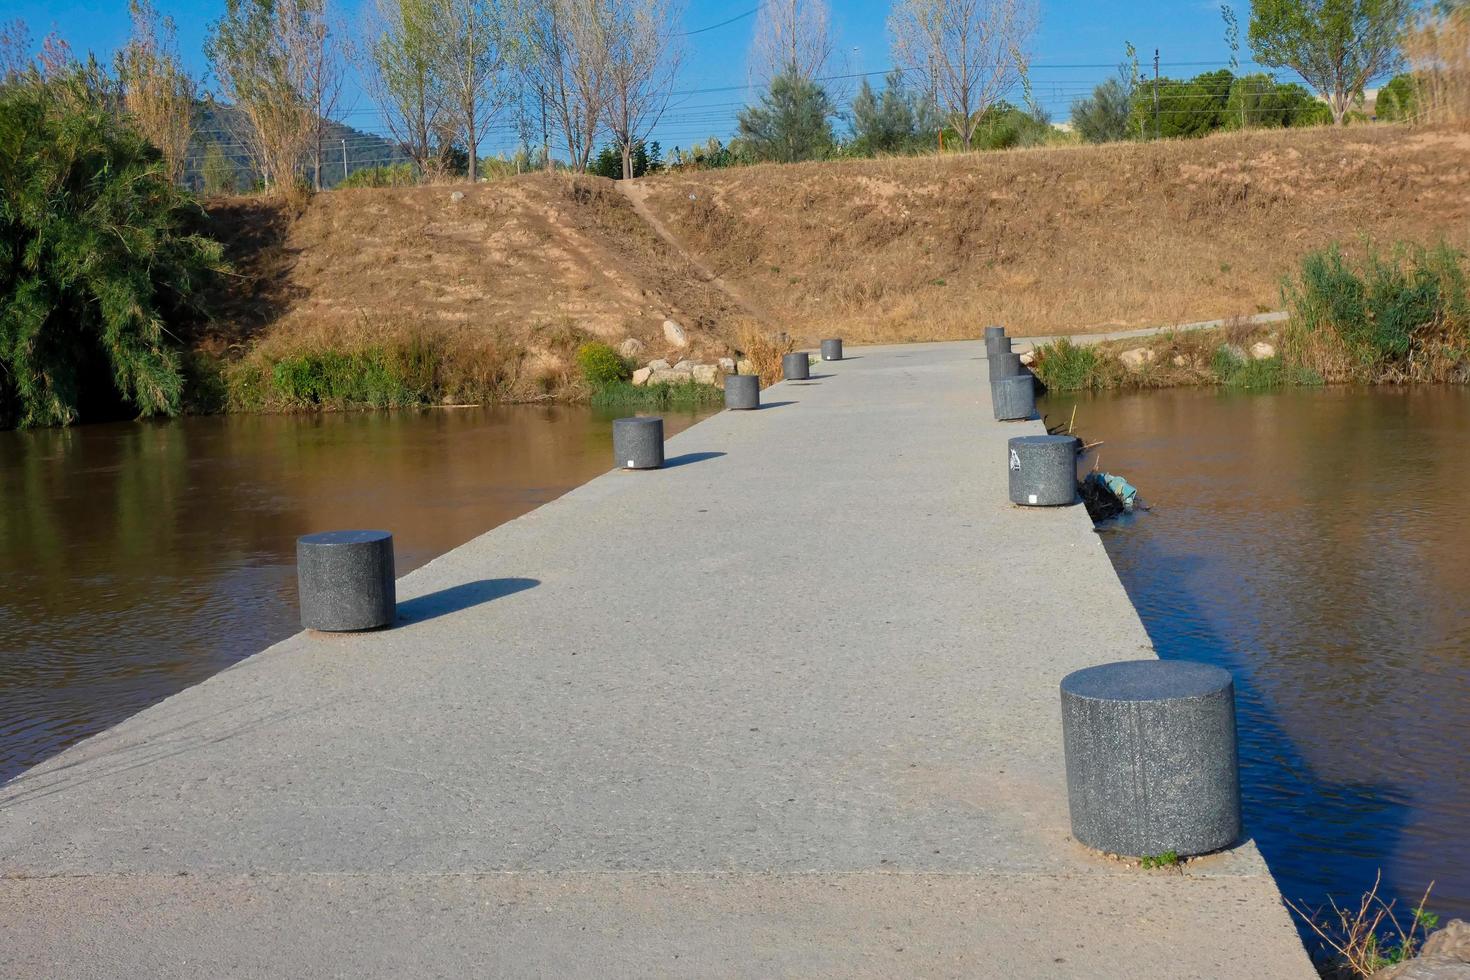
left=206, top=125, right=1470, bottom=376
left=643, top=125, right=1470, bottom=342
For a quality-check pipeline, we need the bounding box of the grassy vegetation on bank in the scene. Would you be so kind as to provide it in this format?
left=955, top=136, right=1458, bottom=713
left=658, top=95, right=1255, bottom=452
left=1031, top=242, right=1470, bottom=393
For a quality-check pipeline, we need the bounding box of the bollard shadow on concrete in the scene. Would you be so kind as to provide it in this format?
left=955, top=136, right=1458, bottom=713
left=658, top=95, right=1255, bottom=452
left=662, top=451, right=726, bottom=469
left=758, top=401, right=797, bottom=410
left=396, top=577, right=539, bottom=625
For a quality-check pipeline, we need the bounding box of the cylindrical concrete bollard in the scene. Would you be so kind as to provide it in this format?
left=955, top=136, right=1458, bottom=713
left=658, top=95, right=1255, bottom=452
left=297, top=530, right=396, bottom=632
left=782, top=352, right=810, bottom=381
left=986, top=334, right=1012, bottom=358
left=724, top=373, right=760, bottom=410
left=613, top=416, right=664, bottom=469
left=988, top=351, right=1023, bottom=381
left=1060, top=659, right=1242, bottom=858
left=1008, top=435, right=1078, bottom=506
left=983, top=325, right=1006, bottom=343
left=820, top=338, right=844, bottom=361
left=991, top=375, right=1036, bottom=421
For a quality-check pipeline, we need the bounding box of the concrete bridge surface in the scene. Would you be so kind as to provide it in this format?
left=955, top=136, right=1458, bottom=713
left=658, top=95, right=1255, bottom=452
left=0, top=342, right=1314, bottom=978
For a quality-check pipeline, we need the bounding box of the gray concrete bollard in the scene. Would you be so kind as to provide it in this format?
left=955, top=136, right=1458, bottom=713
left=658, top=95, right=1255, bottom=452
left=613, top=416, right=664, bottom=469
left=1060, top=659, right=1242, bottom=858
left=984, top=325, right=1006, bottom=342
left=820, top=338, right=844, bottom=361
left=1008, top=435, right=1078, bottom=506
left=990, top=375, right=1036, bottom=421
left=986, top=334, right=1012, bottom=358
left=782, top=352, right=810, bottom=381
left=724, top=373, right=760, bottom=410
left=988, top=351, right=1023, bottom=381
left=297, top=530, right=396, bottom=632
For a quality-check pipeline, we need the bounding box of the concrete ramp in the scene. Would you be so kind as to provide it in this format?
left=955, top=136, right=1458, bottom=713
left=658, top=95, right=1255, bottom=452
left=0, top=342, right=1313, bottom=978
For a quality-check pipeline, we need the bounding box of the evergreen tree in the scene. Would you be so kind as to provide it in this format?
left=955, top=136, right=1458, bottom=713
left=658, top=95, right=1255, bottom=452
left=849, top=69, right=936, bottom=155
left=1070, top=78, right=1133, bottom=143
left=736, top=69, right=835, bottom=163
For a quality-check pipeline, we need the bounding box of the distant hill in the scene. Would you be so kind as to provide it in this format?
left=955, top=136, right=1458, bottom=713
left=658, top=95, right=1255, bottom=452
left=183, top=102, right=408, bottom=193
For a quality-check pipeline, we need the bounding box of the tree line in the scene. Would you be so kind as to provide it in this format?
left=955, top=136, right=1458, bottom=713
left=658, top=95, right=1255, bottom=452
left=2, top=0, right=1462, bottom=189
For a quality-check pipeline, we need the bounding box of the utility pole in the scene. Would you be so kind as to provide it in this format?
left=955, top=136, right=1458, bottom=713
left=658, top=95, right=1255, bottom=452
left=1153, top=49, right=1161, bottom=140
left=341, top=138, right=347, bottom=186
left=539, top=87, right=550, bottom=171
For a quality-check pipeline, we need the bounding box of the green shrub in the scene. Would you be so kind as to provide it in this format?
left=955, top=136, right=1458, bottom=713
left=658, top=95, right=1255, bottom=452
left=227, top=339, right=439, bottom=411
left=575, top=341, right=631, bottom=390
left=1282, top=242, right=1470, bottom=381
left=1033, top=338, right=1107, bottom=390
left=0, top=68, right=224, bottom=428
left=1211, top=346, right=1286, bottom=388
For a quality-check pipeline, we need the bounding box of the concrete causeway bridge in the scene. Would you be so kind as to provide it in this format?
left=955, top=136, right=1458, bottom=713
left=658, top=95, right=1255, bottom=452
left=0, top=342, right=1314, bottom=977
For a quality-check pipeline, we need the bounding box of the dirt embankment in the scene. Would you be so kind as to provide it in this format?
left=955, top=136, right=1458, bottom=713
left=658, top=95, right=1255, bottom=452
left=206, top=125, right=1470, bottom=364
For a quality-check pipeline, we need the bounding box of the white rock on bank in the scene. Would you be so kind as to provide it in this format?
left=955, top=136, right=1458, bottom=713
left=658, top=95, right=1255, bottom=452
left=1250, top=341, right=1277, bottom=360
left=619, top=338, right=645, bottom=359
left=736, top=358, right=754, bottom=374
left=672, top=359, right=696, bottom=372
left=631, top=367, right=653, bottom=386
left=1019, top=351, right=1036, bottom=366
left=663, top=318, right=688, bottom=348
left=717, top=357, right=736, bottom=373
left=650, top=367, right=692, bottom=384
left=691, top=364, right=718, bottom=385
left=1120, top=348, right=1155, bottom=371
left=647, top=358, right=671, bottom=371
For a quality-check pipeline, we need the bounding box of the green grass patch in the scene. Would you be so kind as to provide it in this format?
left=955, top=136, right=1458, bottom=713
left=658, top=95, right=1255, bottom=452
left=1032, top=338, right=1110, bottom=391
left=591, top=380, right=723, bottom=410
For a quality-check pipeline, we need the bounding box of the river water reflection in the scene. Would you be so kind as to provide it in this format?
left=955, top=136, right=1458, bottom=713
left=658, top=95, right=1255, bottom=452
left=0, top=405, right=712, bottom=783
left=1044, top=384, right=1470, bottom=931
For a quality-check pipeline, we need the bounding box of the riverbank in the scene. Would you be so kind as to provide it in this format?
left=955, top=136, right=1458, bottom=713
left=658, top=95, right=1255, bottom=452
left=1029, top=242, right=1470, bottom=394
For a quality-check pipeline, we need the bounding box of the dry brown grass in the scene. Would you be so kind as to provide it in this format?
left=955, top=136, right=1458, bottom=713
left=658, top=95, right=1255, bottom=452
left=1405, top=8, right=1470, bottom=126
left=643, top=125, right=1470, bottom=344
left=207, top=126, right=1470, bottom=369
left=732, top=319, right=794, bottom=387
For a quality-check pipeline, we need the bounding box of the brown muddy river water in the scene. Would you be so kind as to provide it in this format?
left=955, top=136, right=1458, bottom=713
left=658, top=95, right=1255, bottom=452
left=0, top=405, right=711, bottom=784
left=2, top=386, right=1467, bottom=942
left=1045, top=384, right=1470, bottom=936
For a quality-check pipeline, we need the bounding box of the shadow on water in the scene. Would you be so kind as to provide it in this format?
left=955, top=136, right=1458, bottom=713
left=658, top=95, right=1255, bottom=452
left=1128, top=547, right=1412, bottom=956
left=662, top=451, right=726, bottom=468
left=396, top=577, right=540, bottom=625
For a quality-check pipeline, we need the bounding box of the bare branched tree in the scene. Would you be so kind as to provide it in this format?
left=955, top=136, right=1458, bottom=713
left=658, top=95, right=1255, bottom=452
left=888, top=0, right=1039, bottom=152
left=116, top=0, right=197, bottom=185
left=302, top=5, right=345, bottom=189
left=439, top=0, right=508, bottom=182
left=749, top=0, right=833, bottom=84
left=515, top=0, right=612, bottom=172
left=606, top=0, right=683, bottom=178
left=364, top=0, right=451, bottom=176
left=207, top=0, right=330, bottom=194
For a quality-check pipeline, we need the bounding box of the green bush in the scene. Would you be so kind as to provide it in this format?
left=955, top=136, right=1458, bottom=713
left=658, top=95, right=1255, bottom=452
left=1033, top=338, right=1108, bottom=391
left=0, top=68, right=224, bottom=428
left=1210, top=346, right=1287, bottom=388
left=227, top=341, right=438, bottom=411
left=575, top=341, right=631, bottom=390
left=1282, top=242, right=1470, bottom=380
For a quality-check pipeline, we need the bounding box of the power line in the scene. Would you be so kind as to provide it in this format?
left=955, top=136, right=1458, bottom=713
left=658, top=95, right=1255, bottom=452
left=679, top=5, right=761, bottom=37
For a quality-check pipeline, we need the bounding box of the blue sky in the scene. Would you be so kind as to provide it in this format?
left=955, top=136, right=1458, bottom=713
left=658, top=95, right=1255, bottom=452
left=5, top=0, right=1272, bottom=157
